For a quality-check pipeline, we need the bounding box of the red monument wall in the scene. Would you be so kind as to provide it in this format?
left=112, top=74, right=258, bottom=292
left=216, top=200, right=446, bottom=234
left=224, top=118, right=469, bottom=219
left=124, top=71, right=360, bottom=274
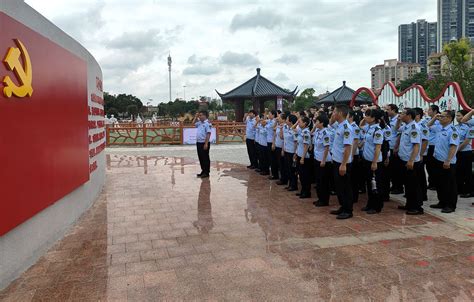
left=0, top=12, right=90, bottom=235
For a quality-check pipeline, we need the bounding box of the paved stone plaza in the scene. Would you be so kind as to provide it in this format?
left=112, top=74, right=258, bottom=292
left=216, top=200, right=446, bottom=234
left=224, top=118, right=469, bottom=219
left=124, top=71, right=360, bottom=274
left=1, top=146, right=473, bottom=301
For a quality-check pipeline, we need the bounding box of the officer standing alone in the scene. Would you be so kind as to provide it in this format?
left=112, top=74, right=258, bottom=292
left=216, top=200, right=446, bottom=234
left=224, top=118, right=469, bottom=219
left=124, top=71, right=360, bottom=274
left=194, top=111, right=212, bottom=178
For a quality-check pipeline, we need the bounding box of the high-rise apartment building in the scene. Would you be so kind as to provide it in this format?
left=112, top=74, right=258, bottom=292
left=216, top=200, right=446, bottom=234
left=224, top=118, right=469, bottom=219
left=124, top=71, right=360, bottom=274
left=399, top=19, right=437, bottom=72
left=438, top=0, right=474, bottom=51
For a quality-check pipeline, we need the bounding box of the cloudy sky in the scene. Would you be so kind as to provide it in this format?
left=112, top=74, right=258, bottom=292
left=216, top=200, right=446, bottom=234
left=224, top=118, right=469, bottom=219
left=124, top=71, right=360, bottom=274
left=25, top=0, right=436, bottom=105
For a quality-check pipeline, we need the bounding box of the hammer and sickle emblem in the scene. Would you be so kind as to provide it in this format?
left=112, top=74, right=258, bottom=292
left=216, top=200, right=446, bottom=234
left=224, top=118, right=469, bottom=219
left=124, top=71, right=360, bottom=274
left=3, top=39, right=33, bottom=98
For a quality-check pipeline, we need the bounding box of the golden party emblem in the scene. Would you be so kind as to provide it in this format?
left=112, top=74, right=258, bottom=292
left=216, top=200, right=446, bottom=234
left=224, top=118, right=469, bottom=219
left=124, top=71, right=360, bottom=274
left=3, top=39, right=33, bottom=98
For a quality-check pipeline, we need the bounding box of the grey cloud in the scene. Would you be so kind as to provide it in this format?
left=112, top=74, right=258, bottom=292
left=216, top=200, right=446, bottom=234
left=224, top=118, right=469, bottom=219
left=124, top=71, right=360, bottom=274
left=183, top=65, right=221, bottom=75
left=105, top=29, right=164, bottom=50
left=273, top=73, right=289, bottom=82
left=230, top=8, right=283, bottom=32
left=220, top=51, right=260, bottom=67
left=183, top=54, right=221, bottom=76
left=280, top=31, right=309, bottom=45
left=53, top=1, right=105, bottom=42
left=275, top=54, right=300, bottom=64
left=99, top=48, right=164, bottom=72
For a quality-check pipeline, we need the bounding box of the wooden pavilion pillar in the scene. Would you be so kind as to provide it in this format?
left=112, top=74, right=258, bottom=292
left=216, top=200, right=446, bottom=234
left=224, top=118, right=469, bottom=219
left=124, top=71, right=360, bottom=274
left=234, top=100, right=244, bottom=122
left=252, top=99, right=260, bottom=113
left=259, top=100, right=265, bottom=114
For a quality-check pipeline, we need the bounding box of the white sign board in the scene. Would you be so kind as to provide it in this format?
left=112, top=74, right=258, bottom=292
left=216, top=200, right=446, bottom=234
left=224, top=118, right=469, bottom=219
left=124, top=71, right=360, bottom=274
left=217, top=115, right=228, bottom=121
left=182, top=128, right=217, bottom=145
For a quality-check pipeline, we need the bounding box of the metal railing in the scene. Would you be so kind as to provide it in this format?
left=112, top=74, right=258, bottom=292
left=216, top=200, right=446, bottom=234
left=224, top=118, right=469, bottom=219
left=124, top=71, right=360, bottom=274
left=106, top=122, right=246, bottom=146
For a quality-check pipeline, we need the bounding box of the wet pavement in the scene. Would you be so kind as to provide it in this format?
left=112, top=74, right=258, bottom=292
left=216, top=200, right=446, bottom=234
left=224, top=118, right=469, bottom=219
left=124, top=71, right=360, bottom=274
left=1, top=154, right=473, bottom=301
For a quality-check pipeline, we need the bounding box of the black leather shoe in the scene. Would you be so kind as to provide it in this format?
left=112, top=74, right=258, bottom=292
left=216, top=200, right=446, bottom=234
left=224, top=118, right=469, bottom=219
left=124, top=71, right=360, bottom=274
left=460, top=193, right=472, bottom=198
left=268, top=176, right=279, bottom=180
left=196, top=172, right=203, bottom=177
left=314, top=201, right=329, bottom=207
left=199, top=173, right=209, bottom=178
left=366, top=209, right=381, bottom=214
left=390, top=189, right=404, bottom=195
left=427, top=186, right=436, bottom=191
left=299, top=194, right=311, bottom=199
left=406, top=209, right=423, bottom=215
left=247, top=165, right=253, bottom=169
left=441, top=208, right=455, bottom=213
left=397, top=205, right=407, bottom=210
left=287, top=187, right=298, bottom=192
left=255, top=169, right=261, bottom=172
left=430, top=203, right=443, bottom=209
left=260, top=171, right=270, bottom=176
left=336, top=212, right=353, bottom=219
left=276, top=181, right=287, bottom=186
left=361, top=206, right=370, bottom=211
left=330, top=207, right=343, bottom=215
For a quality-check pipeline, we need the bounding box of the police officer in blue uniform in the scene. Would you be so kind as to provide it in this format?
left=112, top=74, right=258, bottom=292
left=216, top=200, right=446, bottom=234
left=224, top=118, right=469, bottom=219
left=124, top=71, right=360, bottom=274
left=244, top=110, right=258, bottom=169
left=460, top=108, right=474, bottom=200
left=360, top=109, right=385, bottom=214
left=395, top=108, right=423, bottom=215
left=426, top=105, right=442, bottom=189
left=348, top=110, right=362, bottom=204
left=194, top=110, right=212, bottom=178
left=266, top=110, right=279, bottom=180
left=254, top=115, right=262, bottom=172
left=313, top=114, right=332, bottom=207
left=378, top=112, right=392, bottom=202
left=275, top=113, right=287, bottom=185
left=329, top=105, right=354, bottom=219
left=386, top=104, right=404, bottom=194
left=295, top=116, right=312, bottom=198
left=284, top=114, right=299, bottom=191
left=257, top=116, right=270, bottom=175
left=455, top=110, right=474, bottom=198
left=414, top=108, right=430, bottom=202
left=430, top=110, right=460, bottom=213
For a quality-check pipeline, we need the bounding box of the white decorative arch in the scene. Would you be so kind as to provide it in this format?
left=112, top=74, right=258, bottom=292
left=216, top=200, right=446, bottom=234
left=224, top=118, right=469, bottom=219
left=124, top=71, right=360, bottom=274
left=351, top=81, right=472, bottom=111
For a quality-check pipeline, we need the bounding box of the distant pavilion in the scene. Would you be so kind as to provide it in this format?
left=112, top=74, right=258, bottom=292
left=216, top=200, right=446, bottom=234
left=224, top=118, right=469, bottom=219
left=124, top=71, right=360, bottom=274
left=316, top=81, right=371, bottom=106
left=216, top=68, right=298, bottom=121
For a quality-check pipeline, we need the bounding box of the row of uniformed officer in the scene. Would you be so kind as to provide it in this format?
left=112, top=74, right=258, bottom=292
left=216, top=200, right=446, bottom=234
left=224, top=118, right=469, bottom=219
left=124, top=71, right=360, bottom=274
left=245, top=105, right=473, bottom=217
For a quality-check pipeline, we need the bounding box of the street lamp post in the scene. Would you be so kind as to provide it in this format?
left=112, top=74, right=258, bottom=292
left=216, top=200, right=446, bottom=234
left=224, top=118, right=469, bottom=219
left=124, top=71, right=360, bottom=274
left=167, top=52, right=172, bottom=103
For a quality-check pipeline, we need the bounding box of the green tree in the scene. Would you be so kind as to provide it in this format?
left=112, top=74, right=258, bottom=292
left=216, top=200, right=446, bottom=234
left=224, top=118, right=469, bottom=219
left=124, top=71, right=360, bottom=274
left=292, top=88, right=315, bottom=112
left=443, top=38, right=471, bottom=79
left=104, top=92, right=144, bottom=116
left=126, top=104, right=139, bottom=117
left=107, top=107, right=119, bottom=117
left=396, top=72, right=428, bottom=91
left=426, top=38, right=474, bottom=105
